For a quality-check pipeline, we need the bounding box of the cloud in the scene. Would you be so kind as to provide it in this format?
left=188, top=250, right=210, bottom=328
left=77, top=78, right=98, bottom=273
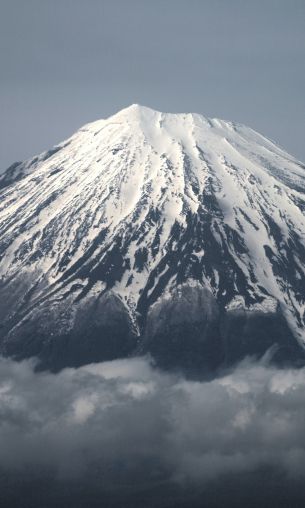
left=1, top=355, right=305, bottom=494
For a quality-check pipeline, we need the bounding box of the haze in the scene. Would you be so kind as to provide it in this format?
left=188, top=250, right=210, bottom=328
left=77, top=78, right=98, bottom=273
left=0, top=0, right=304, bottom=171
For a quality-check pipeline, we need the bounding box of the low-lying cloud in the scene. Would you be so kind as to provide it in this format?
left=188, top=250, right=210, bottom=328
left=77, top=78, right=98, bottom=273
left=1, top=355, right=305, bottom=491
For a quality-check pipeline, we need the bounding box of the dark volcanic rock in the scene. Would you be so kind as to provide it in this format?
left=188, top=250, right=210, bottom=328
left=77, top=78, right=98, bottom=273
left=221, top=305, right=305, bottom=368
left=3, top=291, right=138, bottom=372
left=142, top=283, right=224, bottom=377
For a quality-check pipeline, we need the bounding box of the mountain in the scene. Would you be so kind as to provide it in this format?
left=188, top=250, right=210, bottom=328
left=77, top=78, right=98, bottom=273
left=1, top=104, right=305, bottom=374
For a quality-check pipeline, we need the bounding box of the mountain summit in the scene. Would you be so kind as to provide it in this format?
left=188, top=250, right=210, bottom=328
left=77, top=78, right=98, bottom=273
left=1, top=105, right=305, bottom=373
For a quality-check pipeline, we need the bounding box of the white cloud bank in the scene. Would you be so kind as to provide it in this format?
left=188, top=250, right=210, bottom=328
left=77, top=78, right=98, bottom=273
left=0, top=356, right=305, bottom=485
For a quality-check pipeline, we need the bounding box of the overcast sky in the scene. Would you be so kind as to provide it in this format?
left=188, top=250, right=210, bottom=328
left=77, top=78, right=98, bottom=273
left=0, top=0, right=304, bottom=170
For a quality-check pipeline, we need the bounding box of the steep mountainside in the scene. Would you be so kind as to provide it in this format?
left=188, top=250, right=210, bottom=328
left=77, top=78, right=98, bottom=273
left=1, top=105, right=305, bottom=373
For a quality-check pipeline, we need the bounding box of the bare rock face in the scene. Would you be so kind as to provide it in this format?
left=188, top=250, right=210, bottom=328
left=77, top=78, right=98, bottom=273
left=1, top=104, right=305, bottom=374
left=3, top=290, right=138, bottom=371
left=221, top=298, right=304, bottom=368
left=142, top=289, right=305, bottom=376
left=142, top=283, right=223, bottom=376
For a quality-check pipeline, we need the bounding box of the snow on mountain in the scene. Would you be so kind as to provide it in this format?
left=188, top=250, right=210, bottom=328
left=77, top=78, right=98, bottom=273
left=1, top=104, right=305, bottom=372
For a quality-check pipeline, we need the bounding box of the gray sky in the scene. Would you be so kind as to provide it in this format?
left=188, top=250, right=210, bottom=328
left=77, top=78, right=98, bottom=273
left=1, top=0, right=305, bottom=170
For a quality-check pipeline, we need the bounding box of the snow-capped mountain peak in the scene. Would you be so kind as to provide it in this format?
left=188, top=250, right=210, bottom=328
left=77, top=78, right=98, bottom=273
left=1, top=105, right=305, bottom=371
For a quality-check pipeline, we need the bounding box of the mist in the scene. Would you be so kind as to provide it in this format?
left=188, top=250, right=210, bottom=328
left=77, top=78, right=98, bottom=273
left=1, top=355, right=305, bottom=506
